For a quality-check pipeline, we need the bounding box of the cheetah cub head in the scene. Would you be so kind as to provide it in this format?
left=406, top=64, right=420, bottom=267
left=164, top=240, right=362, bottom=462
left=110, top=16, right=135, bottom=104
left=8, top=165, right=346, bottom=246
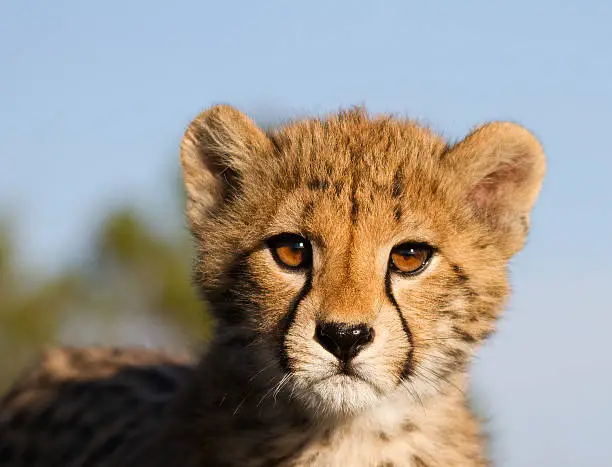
left=181, top=106, right=545, bottom=416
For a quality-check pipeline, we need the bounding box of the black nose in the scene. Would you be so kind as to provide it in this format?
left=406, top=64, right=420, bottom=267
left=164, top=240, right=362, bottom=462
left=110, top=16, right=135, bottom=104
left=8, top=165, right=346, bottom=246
left=315, top=322, right=374, bottom=363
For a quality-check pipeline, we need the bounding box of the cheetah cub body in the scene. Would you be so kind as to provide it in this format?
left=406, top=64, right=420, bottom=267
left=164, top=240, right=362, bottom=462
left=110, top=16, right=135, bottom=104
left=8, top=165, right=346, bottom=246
left=0, top=106, right=545, bottom=466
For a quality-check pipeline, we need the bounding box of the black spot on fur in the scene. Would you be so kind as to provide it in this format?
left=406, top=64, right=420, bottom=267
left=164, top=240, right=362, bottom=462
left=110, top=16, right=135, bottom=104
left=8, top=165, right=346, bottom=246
left=445, top=348, right=467, bottom=370
left=413, top=456, right=430, bottom=467
left=307, top=178, right=330, bottom=192
left=453, top=325, right=476, bottom=343
left=350, top=199, right=359, bottom=223
left=333, top=181, right=344, bottom=196
left=402, top=420, right=417, bottom=432
left=476, top=240, right=491, bottom=250
left=393, top=204, right=402, bottom=222
left=451, top=263, right=469, bottom=283
left=429, top=178, right=440, bottom=197
left=378, top=431, right=390, bottom=441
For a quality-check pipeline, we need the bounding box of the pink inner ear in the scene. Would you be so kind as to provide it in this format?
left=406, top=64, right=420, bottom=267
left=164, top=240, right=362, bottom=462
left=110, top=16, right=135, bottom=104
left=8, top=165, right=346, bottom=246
left=470, top=181, right=494, bottom=210
left=469, top=161, right=529, bottom=211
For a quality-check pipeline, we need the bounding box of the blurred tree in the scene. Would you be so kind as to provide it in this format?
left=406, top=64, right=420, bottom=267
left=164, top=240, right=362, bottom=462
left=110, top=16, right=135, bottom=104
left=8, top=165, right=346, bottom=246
left=0, top=223, right=85, bottom=389
left=90, top=207, right=210, bottom=341
left=0, top=207, right=208, bottom=393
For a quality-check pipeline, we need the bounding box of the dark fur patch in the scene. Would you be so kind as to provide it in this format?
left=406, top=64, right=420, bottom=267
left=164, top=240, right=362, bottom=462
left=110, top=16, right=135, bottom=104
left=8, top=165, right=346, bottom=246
left=224, top=333, right=256, bottom=349
left=428, top=178, right=440, bottom=197
left=0, top=441, right=14, bottom=464
left=307, top=178, right=330, bottom=192
left=212, top=250, right=262, bottom=325
left=85, top=433, right=125, bottom=464
left=333, top=181, right=344, bottom=196
left=476, top=240, right=491, bottom=250
left=451, top=263, right=469, bottom=283
left=445, top=348, right=467, bottom=371
left=350, top=198, right=359, bottom=223
left=393, top=204, right=402, bottom=222
left=349, top=178, right=360, bottom=225
left=453, top=326, right=476, bottom=343
left=21, top=446, right=38, bottom=465
left=413, top=456, right=429, bottom=467
left=402, top=420, right=417, bottom=432
left=320, top=428, right=333, bottom=446
left=378, top=431, right=390, bottom=441
left=486, top=285, right=506, bottom=299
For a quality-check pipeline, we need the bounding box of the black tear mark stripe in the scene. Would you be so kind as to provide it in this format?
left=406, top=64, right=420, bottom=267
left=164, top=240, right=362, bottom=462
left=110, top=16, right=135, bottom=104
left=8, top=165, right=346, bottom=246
left=278, top=272, right=313, bottom=374
left=384, top=273, right=414, bottom=380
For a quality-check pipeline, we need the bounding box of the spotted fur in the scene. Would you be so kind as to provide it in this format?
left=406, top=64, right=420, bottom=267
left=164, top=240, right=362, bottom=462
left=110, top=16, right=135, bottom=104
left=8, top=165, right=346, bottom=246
left=0, top=106, right=545, bottom=466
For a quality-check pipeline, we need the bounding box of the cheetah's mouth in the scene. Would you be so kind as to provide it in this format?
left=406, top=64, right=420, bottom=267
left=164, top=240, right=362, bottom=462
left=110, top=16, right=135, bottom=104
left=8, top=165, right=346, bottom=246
left=310, top=364, right=381, bottom=393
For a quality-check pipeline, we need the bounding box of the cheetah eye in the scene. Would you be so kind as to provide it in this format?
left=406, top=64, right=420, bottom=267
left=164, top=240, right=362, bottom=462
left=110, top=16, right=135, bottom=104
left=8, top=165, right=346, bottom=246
left=267, top=233, right=312, bottom=270
left=389, top=243, right=434, bottom=275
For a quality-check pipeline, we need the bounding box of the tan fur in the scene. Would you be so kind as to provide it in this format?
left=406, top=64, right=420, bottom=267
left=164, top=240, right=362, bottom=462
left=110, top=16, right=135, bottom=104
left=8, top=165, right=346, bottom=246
left=0, top=106, right=545, bottom=466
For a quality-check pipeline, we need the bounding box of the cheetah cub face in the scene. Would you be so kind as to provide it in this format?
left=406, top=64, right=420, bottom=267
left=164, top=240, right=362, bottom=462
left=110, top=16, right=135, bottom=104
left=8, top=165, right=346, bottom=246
left=181, top=106, right=545, bottom=417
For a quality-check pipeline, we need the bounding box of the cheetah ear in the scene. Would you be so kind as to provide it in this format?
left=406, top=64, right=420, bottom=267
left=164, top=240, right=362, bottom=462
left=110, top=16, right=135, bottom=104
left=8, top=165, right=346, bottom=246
left=445, top=122, right=546, bottom=256
left=180, top=105, right=271, bottom=227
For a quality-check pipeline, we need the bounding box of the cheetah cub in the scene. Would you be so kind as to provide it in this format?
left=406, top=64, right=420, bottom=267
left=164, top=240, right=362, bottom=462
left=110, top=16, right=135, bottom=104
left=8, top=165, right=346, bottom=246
left=0, top=106, right=545, bottom=466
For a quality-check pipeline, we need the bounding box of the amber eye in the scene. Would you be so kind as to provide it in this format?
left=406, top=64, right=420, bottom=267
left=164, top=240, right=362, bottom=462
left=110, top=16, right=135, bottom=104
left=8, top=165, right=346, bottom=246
left=267, top=233, right=312, bottom=270
left=390, top=243, right=434, bottom=275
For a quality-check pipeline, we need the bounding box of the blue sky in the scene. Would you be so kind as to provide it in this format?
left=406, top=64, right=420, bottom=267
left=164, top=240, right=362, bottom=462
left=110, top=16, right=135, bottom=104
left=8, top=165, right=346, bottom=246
left=1, top=1, right=611, bottom=465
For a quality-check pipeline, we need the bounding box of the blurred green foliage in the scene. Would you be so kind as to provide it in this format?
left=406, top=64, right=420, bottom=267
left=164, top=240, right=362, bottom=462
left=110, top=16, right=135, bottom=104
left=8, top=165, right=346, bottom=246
left=0, top=207, right=209, bottom=393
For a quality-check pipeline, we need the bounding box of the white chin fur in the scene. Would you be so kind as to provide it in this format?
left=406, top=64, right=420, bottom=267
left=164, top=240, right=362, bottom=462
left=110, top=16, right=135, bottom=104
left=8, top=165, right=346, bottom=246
left=296, top=375, right=382, bottom=416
